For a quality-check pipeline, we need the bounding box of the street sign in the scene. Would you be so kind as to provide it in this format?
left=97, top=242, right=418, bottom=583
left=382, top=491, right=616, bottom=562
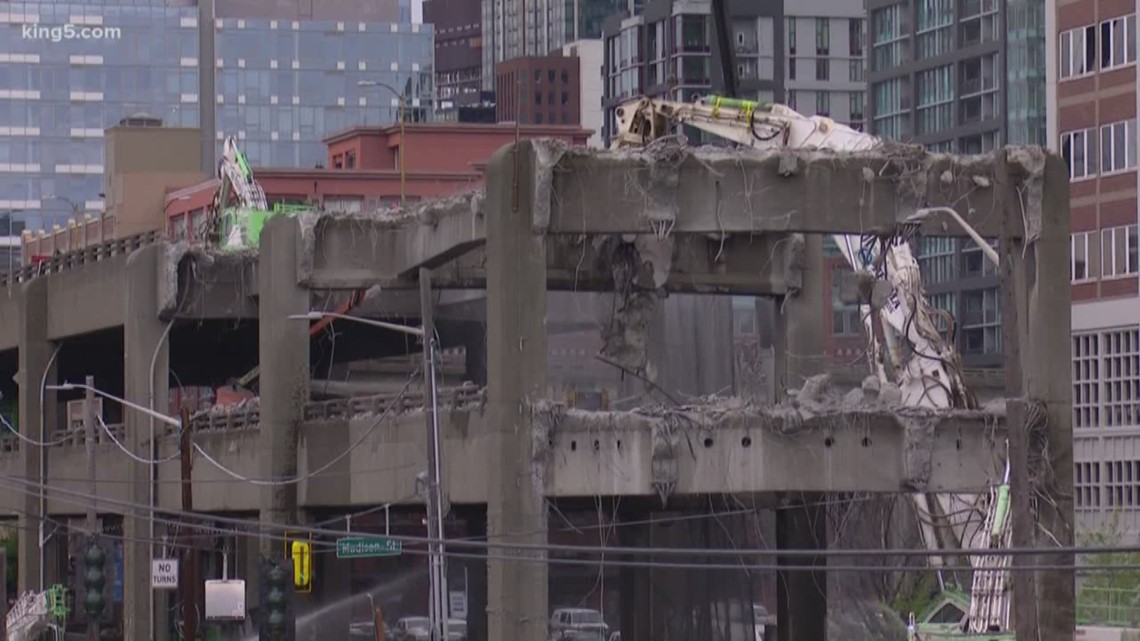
left=336, top=537, right=402, bottom=559
left=151, top=559, right=179, bottom=590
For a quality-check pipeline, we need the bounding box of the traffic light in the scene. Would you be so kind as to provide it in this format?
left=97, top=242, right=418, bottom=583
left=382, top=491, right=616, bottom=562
left=258, top=557, right=296, bottom=641
left=284, top=532, right=312, bottom=594
left=72, top=535, right=113, bottom=624
left=290, top=540, right=312, bottom=593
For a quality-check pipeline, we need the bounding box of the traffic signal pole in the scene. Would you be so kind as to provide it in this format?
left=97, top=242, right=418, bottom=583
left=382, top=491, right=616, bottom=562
left=83, top=375, right=100, bottom=641
left=180, top=406, right=199, bottom=641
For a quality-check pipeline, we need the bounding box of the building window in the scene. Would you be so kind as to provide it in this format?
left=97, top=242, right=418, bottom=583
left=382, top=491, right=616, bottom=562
left=961, top=288, right=1001, bottom=355
left=916, top=0, right=954, bottom=59
left=816, top=58, right=830, bottom=81
left=788, top=16, right=796, bottom=54
left=815, top=18, right=830, bottom=55
left=1104, top=460, right=1140, bottom=508
left=1060, top=25, right=1098, bottom=78
left=849, top=92, right=864, bottom=124
left=734, top=308, right=757, bottom=336
left=1071, top=230, right=1101, bottom=282
left=849, top=18, right=864, bottom=57
left=345, top=151, right=356, bottom=169
left=872, top=77, right=908, bottom=140
left=1073, top=328, right=1140, bottom=429
left=960, top=0, right=999, bottom=46
left=917, top=236, right=956, bottom=284
left=916, top=64, right=954, bottom=135
left=849, top=60, right=864, bottom=82
left=1075, top=461, right=1101, bottom=508
left=1101, top=224, right=1139, bottom=277
left=1100, top=119, right=1138, bottom=173
left=1100, top=15, right=1137, bottom=70
left=816, top=91, right=830, bottom=116
left=871, top=4, right=907, bottom=72
left=831, top=265, right=861, bottom=336
left=1061, top=127, right=1098, bottom=180
left=962, top=239, right=998, bottom=277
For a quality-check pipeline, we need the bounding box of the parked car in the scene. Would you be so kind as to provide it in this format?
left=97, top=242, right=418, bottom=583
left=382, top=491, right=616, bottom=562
left=393, top=616, right=432, bottom=641
left=549, top=608, right=609, bottom=641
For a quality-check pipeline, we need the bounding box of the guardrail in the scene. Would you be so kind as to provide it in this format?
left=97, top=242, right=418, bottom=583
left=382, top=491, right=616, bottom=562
left=189, top=383, right=486, bottom=433
left=2, top=230, right=162, bottom=287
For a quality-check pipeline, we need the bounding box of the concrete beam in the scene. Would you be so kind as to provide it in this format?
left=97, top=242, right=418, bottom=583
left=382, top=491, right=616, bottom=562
left=545, top=144, right=1021, bottom=238
left=421, top=233, right=793, bottom=295
left=300, top=191, right=485, bottom=288
left=46, top=255, right=129, bottom=340
left=168, top=249, right=258, bottom=320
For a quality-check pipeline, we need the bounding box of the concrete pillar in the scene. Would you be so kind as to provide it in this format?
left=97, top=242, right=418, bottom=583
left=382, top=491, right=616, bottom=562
left=773, top=234, right=825, bottom=398
left=1001, top=153, right=1074, bottom=638
left=484, top=141, right=549, bottom=641
left=775, top=502, right=827, bottom=641
left=15, top=278, right=57, bottom=593
left=456, top=506, right=488, bottom=641
left=773, top=233, right=827, bottom=641
left=618, top=519, right=651, bottom=641
left=122, top=243, right=171, bottom=641
left=258, top=216, right=310, bottom=556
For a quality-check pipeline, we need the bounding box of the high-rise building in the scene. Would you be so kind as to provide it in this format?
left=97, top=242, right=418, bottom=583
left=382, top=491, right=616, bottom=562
left=1050, top=0, right=1140, bottom=536
left=481, top=0, right=625, bottom=90
left=865, top=0, right=1047, bottom=368
left=599, top=0, right=866, bottom=146
left=0, top=0, right=429, bottom=239
left=424, top=0, right=483, bottom=109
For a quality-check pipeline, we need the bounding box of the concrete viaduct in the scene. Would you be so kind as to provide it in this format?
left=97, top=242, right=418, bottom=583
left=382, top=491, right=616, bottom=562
left=0, top=140, right=1072, bottom=641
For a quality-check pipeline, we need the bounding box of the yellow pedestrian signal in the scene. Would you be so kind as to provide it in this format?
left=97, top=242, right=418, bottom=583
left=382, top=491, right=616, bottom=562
left=286, top=534, right=313, bottom=593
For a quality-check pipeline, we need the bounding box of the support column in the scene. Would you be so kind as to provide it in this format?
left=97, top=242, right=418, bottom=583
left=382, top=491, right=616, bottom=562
left=16, top=278, right=56, bottom=594
left=1001, top=152, right=1074, bottom=638
left=773, top=234, right=825, bottom=397
left=258, top=216, right=310, bottom=557
left=773, top=233, right=827, bottom=641
left=618, top=518, right=651, bottom=641
left=123, top=244, right=172, bottom=641
left=775, top=502, right=827, bottom=641
left=484, top=140, right=549, bottom=641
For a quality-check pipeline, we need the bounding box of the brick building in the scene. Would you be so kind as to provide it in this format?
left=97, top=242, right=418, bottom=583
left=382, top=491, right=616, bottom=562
left=1052, top=0, right=1140, bottom=537
left=494, top=55, right=582, bottom=125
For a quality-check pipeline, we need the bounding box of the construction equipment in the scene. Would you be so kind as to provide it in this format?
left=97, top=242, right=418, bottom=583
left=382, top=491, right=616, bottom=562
left=209, top=136, right=271, bottom=251
left=611, top=94, right=1012, bottom=638
left=7, top=585, right=69, bottom=641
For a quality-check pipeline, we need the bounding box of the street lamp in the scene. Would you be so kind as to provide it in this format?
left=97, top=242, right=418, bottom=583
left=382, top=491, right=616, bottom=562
left=44, top=194, right=85, bottom=219
left=46, top=381, right=181, bottom=428
left=289, top=310, right=448, bottom=641
left=357, top=80, right=407, bottom=206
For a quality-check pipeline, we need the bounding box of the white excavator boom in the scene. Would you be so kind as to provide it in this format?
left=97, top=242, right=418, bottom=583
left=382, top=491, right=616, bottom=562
left=611, top=94, right=1011, bottom=635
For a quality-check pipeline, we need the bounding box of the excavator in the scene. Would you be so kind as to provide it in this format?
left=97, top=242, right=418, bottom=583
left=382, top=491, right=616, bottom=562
left=608, top=93, right=1013, bottom=640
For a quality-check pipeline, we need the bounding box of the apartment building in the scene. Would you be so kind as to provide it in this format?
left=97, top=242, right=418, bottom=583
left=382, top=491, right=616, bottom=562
left=425, top=0, right=484, bottom=109
left=0, top=0, right=426, bottom=243
left=864, top=0, right=1046, bottom=368
left=1053, top=1, right=1140, bottom=536
left=599, top=0, right=866, bottom=145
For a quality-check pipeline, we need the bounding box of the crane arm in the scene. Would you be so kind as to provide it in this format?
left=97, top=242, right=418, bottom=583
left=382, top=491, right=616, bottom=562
left=611, top=95, right=975, bottom=409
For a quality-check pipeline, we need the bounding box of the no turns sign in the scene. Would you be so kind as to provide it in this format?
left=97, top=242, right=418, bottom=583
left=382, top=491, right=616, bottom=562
left=151, top=559, right=179, bottom=590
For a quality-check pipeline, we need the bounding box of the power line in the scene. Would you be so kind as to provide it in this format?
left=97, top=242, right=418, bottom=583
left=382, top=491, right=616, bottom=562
left=0, top=471, right=1120, bottom=561
left=0, top=486, right=1128, bottom=575
left=97, top=416, right=181, bottom=465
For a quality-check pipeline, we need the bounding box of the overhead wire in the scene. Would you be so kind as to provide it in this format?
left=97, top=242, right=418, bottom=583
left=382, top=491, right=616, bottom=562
left=0, top=470, right=1130, bottom=562
left=97, top=415, right=181, bottom=465
left=189, top=367, right=419, bottom=486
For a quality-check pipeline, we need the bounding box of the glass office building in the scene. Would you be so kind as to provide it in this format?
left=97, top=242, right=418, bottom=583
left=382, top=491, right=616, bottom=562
left=0, top=2, right=200, bottom=231
left=214, top=18, right=434, bottom=167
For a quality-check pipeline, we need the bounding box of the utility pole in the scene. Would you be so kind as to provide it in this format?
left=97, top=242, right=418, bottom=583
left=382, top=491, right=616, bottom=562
left=180, top=406, right=199, bottom=641
left=84, top=375, right=99, bottom=641
left=419, top=268, right=447, bottom=641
